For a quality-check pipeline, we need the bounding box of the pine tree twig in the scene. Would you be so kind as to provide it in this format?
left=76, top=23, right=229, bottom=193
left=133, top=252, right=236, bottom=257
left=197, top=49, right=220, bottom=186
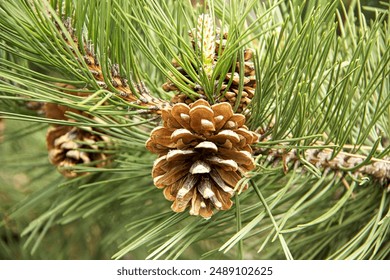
left=253, top=123, right=389, bottom=185
left=59, top=18, right=170, bottom=115
left=255, top=145, right=390, bottom=186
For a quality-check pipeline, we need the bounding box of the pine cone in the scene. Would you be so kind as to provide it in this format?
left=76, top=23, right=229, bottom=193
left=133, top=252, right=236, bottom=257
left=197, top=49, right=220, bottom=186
left=162, top=18, right=256, bottom=113
left=46, top=126, right=108, bottom=178
left=146, top=99, right=259, bottom=218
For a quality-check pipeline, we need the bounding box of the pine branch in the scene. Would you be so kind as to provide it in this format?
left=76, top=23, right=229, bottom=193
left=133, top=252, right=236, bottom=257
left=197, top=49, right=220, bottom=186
left=0, top=0, right=389, bottom=260
left=255, top=144, right=390, bottom=186
left=57, top=18, right=170, bottom=114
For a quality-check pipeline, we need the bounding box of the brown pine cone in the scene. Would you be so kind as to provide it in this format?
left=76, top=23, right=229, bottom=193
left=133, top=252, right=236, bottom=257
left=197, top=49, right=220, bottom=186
left=46, top=126, right=108, bottom=178
left=146, top=99, right=259, bottom=218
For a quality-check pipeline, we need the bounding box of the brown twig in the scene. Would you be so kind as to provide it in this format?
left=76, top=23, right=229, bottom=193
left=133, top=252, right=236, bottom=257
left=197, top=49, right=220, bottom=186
left=255, top=144, right=390, bottom=187
left=59, top=18, right=170, bottom=115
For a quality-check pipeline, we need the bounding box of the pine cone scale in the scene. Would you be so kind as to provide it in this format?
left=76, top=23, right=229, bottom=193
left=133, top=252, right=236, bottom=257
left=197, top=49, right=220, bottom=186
left=209, top=170, right=234, bottom=195
left=154, top=162, right=191, bottom=187
left=194, top=141, right=218, bottom=152
left=206, top=156, right=238, bottom=171
left=177, top=174, right=199, bottom=197
left=215, top=168, right=242, bottom=189
left=166, top=149, right=196, bottom=161
left=170, top=104, right=192, bottom=130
